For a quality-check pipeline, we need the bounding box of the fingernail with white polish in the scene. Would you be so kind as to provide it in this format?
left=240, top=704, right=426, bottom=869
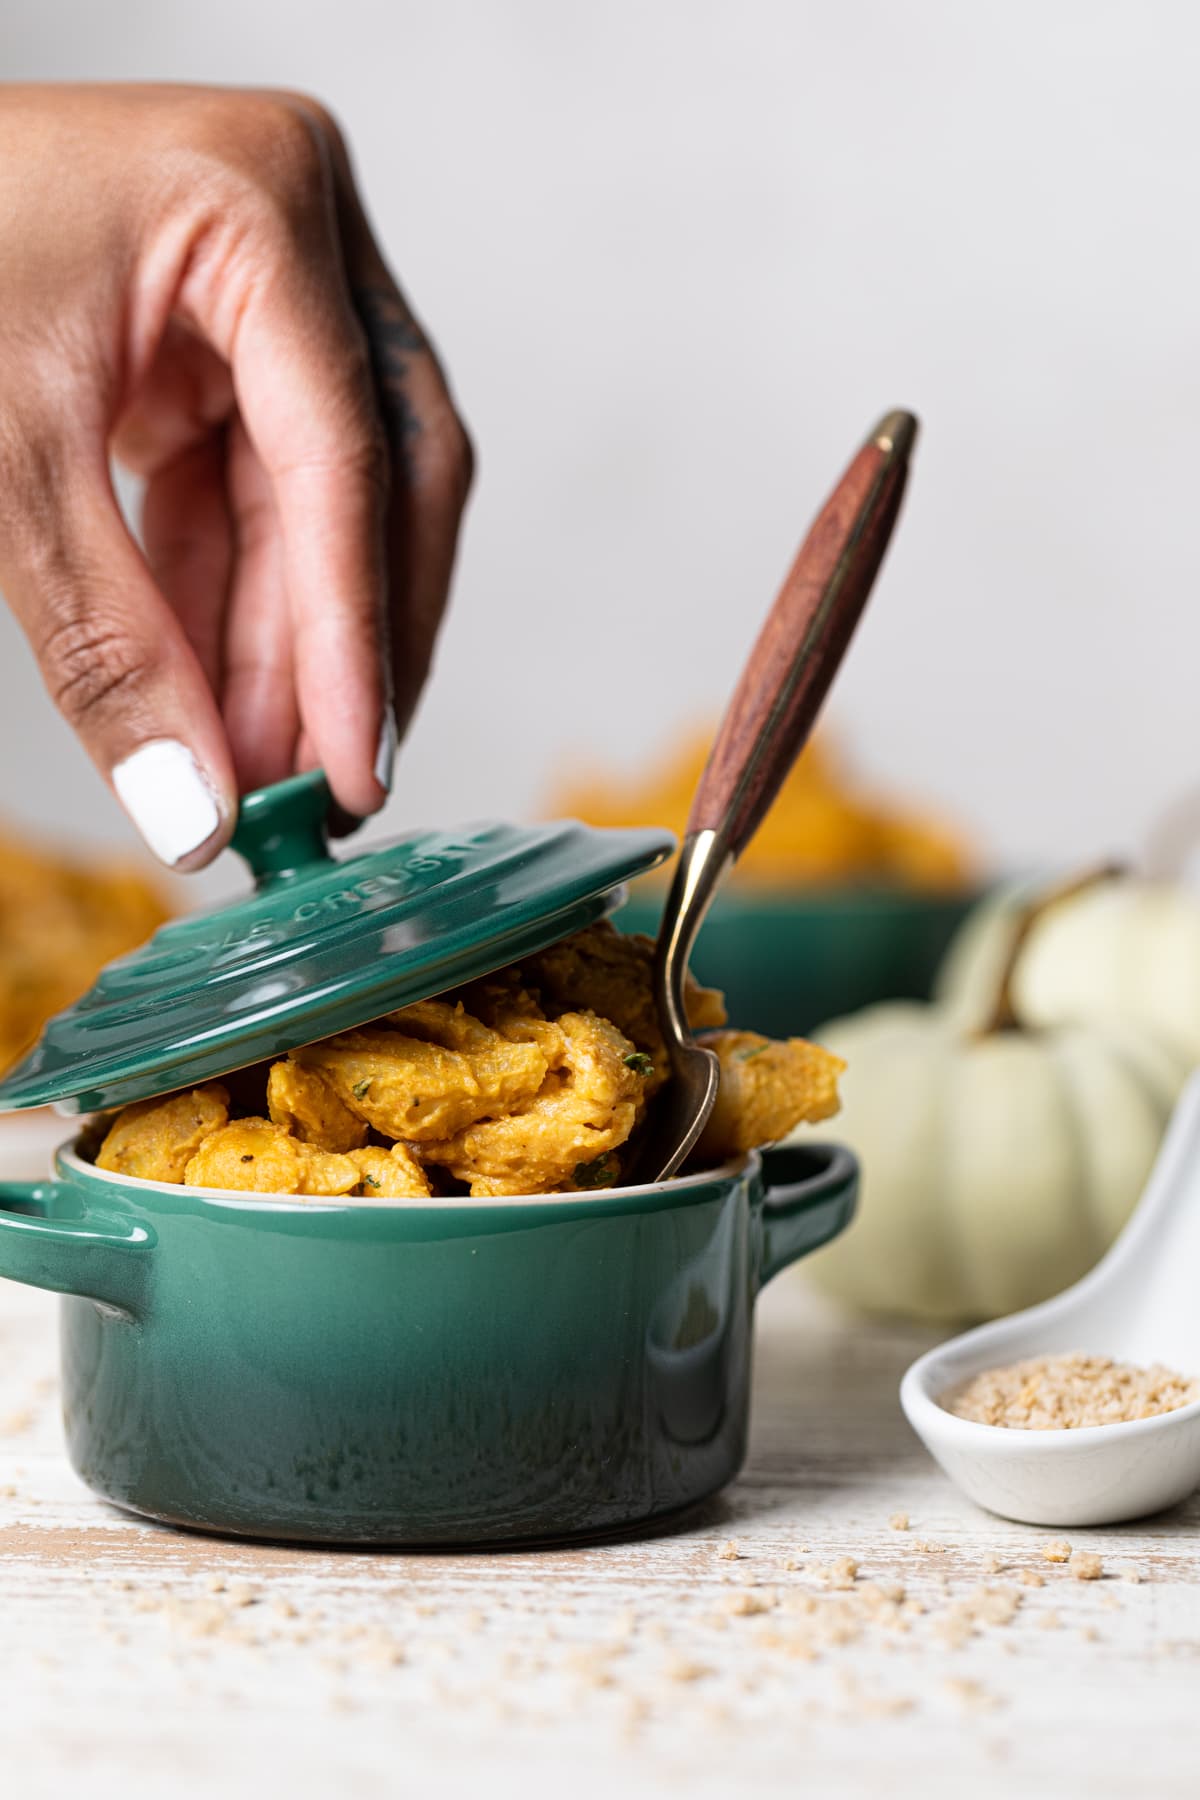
left=374, top=708, right=397, bottom=795
left=112, top=740, right=223, bottom=867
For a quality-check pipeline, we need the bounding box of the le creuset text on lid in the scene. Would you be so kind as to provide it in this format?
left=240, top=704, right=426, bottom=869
left=0, top=770, right=675, bottom=1116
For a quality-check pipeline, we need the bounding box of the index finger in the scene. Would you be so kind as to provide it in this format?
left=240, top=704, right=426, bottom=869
left=179, top=106, right=390, bottom=820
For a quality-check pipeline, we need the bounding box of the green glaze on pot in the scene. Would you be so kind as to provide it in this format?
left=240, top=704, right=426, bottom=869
left=0, top=1141, right=856, bottom=1545
left=0, top=772, right=675, bottom=1116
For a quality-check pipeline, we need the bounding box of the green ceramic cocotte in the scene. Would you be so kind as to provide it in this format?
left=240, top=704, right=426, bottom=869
left=0, top=773, right=857, bottom=1546
left=0, top=1140, right=854, bottom=1544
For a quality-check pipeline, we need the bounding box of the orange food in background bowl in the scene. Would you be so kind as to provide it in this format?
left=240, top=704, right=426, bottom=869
left=548, top=731, right=983, bottom=1039
left=0, top=828, right=168, bottom=1078
left=549, top=731, right=974, bottom=893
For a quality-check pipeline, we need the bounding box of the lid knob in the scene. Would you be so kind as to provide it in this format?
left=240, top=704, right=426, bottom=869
left=230, top=770, right=333, bottom=886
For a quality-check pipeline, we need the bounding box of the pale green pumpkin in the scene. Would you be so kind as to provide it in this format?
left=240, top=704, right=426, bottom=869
left=933, top=877, right=1043, bottom=1030
left=806, top=874, right=1195, bottom=1324
left=944, top=875, right=1200, bottom=1061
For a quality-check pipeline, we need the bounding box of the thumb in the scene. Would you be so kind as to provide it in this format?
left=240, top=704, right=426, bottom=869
left=0, top=456, right=237, bottom=869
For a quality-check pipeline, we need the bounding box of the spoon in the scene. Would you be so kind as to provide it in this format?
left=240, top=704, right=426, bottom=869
left=901, top=1068, right=1200, bottom=1527
left=631, top=408, right=919, bottom=1184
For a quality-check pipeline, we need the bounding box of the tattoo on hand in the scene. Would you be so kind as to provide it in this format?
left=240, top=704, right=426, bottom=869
left=354, top=285, right=426, bottom=473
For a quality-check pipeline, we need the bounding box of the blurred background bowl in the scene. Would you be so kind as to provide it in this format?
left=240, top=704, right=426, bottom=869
left=557, top=727, right=984, bottom=1037
left=618, top=883, right=982, bottom=1039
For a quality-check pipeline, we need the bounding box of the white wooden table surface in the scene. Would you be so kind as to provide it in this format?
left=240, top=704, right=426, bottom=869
left=3, top=1269, right=1197, bottom=1800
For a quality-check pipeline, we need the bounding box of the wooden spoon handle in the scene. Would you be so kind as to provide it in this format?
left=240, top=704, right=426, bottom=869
left=686, top=410, right=918, bottom=857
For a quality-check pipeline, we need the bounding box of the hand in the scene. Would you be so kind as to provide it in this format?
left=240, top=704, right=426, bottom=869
left=0, top=84, right=473, bottom=867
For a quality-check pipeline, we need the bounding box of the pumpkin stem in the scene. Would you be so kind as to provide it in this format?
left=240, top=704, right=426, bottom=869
left=981, top=862, right=1126, bottom=1035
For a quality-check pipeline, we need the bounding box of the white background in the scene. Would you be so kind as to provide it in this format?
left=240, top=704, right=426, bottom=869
left=2, top=0, right=1198, bottom=901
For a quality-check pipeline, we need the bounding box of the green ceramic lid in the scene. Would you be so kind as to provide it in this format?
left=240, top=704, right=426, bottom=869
left=0, top=771, right=675, bottom=1116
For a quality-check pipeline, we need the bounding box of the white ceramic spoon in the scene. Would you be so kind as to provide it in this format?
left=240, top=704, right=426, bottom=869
left=900, top=1067, right=1200, bottom=1527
